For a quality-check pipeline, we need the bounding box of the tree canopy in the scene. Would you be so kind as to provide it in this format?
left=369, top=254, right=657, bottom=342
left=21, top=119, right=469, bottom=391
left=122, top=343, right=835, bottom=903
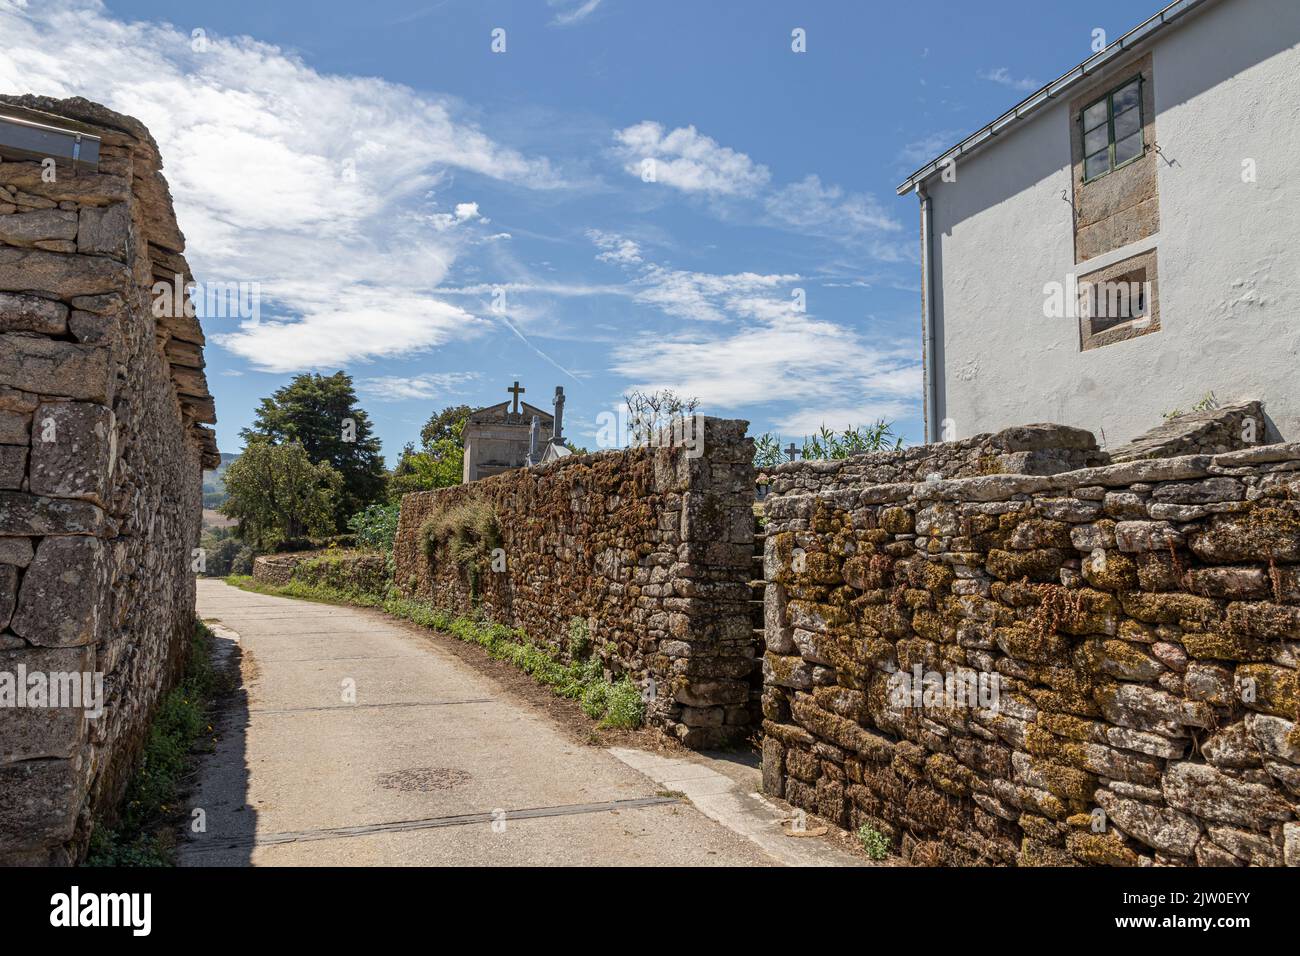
left=419, top=403, right=472, bottom=450
left=388, top=405, right=470, bottom=502
left=219, top=440, right=343, bottom=548
left=240, top=371, right=385, bottom=528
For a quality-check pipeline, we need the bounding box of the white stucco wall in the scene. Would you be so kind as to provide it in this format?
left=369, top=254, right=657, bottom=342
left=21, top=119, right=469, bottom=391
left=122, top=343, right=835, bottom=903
left=928, top=0, right=1300, bottom=448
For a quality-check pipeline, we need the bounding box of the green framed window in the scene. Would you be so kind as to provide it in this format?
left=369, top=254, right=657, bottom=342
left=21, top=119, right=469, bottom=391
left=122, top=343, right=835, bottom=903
left=1081, top=75, right=1144, bottom=182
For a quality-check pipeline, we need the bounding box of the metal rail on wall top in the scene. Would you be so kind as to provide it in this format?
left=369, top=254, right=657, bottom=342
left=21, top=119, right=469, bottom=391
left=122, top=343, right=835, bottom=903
left=0, top=111, right=101, bottom=172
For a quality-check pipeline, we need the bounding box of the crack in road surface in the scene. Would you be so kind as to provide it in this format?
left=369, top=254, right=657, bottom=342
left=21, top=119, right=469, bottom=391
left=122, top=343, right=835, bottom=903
left=181, top=796, right=683, bottom=853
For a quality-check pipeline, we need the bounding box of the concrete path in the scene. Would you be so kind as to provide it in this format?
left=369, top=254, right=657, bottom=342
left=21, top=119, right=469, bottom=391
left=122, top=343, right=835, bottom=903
left=183, top=580, right=798, bottom=866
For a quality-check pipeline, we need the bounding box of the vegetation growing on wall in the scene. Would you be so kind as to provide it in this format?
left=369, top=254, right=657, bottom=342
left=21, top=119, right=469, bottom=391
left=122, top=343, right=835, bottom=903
left=86, top=622, right=224, bottom=867
left=418, top=499, right=501, bottom=597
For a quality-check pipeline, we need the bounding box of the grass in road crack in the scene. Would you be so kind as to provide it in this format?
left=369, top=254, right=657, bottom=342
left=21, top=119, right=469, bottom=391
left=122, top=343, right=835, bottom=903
left=85, top=621, right=224, bottom=867
left=224, top=575, right=645, bottom=729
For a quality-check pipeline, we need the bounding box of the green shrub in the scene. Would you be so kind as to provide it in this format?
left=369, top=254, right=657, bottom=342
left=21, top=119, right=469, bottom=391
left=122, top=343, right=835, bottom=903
left=580, top=680, right=610, bottom=719
left=230, top=546, right=255, bottom=575
left=202, top=536, right=244, bottom=577
left=856, top=824, right=891, bottom=861
left=600, top=678, right=645, bottom=729
left=567, top=616, right=591, bottom=659
left=348, top=502, right=401, bottom=552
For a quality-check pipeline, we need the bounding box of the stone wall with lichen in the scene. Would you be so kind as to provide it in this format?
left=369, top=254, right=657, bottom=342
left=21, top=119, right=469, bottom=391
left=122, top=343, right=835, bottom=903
left=761, top=439, right=1300, bottom=866
left=394, top=417, right=756, bottom=746
left=0, top=97, right=217, bottom=864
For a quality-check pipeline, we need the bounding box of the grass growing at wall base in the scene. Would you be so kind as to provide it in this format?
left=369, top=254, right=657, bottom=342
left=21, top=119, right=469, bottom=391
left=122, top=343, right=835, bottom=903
left=224, top=575, right=645, bottom=730
left=84, top=621, right=221, bottom=867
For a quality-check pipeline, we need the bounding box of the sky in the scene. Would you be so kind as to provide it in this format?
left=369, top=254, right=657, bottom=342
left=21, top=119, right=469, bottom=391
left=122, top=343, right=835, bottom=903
left=0, top=0, right=1166, bottom=461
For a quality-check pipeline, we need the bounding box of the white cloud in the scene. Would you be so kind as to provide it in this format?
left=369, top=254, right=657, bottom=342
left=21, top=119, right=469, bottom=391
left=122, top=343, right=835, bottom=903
left=588, top=228, right=643, bottom=265
left=357, top=371, right=479, bottom=401
left=612, top=121, right=770, bottom=196
left=764, top=174, right=901, bottom=239
left=0, top=0, right=565, bottom=373
left=897, top=130, right=961, bottom=169
left=611, top=311, right=920, bottom=434
left=978, top=67, right=1040, bottom=92
left=550, top=0, right=605, bottom=26
left=586, top=230, right=797, bottom=322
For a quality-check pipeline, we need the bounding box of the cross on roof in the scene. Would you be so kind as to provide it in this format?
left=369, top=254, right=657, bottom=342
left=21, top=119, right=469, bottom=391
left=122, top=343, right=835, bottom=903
left=785, top=442, right=799, bottom=462
left=507, top=380, right=525, bottom=415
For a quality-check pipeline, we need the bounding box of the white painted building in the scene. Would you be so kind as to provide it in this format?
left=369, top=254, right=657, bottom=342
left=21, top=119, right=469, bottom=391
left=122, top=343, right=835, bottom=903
left=898, top=0, right=1300, bottom=448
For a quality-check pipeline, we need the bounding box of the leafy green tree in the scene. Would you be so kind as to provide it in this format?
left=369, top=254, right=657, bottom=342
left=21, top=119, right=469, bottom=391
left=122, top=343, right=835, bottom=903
left=241, top=372, right=385, bottom=528
left=386, top=404, right=471, bottom=502
left=419, top=404, right=472, bottom=450
left=219, top=441, right=342, bottom=548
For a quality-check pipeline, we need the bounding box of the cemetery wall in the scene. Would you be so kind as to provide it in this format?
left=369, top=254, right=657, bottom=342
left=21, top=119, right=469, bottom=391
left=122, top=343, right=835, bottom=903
left=761, top=441, right=1300, bottom=866
left=0, top=96, right=217, bottom=864
left=394, top=417, right=757, bottom=746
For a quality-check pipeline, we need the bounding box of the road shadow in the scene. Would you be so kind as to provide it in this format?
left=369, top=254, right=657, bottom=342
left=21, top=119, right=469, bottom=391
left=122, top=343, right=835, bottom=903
left=176, top=622, right=256, bottom=866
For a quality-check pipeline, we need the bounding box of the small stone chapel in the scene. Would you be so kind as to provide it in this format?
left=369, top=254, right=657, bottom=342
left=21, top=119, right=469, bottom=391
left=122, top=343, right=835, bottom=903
left=461, top=381, right=572, bottom=482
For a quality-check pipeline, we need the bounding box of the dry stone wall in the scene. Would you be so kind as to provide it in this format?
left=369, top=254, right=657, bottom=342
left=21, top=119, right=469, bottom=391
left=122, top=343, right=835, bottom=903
left=759, top=423, right=1107, bottom=498
left=762, top=439, right=1300, bottom=867
left=394, top=418, right=756, bottom=746
left=1109, top=401, right=1266, bottom=462
left=0, top=97, right=216, bottom=864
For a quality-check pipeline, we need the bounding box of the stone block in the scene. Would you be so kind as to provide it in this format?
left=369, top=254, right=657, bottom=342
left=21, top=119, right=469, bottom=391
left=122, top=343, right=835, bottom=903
left=761, top=736, right=785, bottom=797
left=0, top=492, right=104, bottom=536
left=0, top=443, right=25, bottom=489
left=1162, top=762, right=1293, bottom=828
left=1094, top=789, right=1201, bottom=857
left=0, top=537, right=33, bottom=567
left=0, top=645, right=95, bottom=761
left=10, top=537, right=108, bottom=647
left=0, top=208, right=78, bottom=246
left=28, top=402, right=116, bottom=505
left=0, top=246, right=128, bottom=297
left=0, top=563, right=15, bottom=629
left=76, top=202, right=132, bottom=258
left=0, top=335, right=113, bottom=403
left=0, top=756, right=84, bottom=855
left=0, top=291, right=68, bottom=334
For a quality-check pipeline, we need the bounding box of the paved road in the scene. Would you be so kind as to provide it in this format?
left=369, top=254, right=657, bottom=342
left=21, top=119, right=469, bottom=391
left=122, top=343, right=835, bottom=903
left=182, top=580, right=780, bottom=866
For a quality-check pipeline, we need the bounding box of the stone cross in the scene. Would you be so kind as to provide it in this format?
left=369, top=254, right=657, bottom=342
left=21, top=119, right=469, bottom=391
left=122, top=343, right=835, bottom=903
left=508, top=380, right=525, bottom=416
left=785, top=442, right=798, bottom=462
left=552, top=386, right=565, bottom=441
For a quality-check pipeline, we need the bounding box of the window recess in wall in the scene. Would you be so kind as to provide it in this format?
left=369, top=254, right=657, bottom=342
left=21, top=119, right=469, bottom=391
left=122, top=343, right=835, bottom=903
left=1082, top=76, right=1145, bottom=183
left=1078, top=248, right=1160, bottom=351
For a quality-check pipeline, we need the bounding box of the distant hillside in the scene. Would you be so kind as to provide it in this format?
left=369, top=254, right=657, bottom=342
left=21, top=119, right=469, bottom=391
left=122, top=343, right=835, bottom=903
left=202, top=452, right=239, bottom=509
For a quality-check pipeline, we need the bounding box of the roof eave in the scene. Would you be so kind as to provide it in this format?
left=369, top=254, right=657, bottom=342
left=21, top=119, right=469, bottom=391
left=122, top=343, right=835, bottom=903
left=895, top=0, right=1217, bottom=197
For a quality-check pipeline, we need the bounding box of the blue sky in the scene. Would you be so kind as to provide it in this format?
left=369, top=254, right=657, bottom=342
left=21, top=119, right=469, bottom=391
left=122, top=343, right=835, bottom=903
left=1, top=0, right=1163, bottom=461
